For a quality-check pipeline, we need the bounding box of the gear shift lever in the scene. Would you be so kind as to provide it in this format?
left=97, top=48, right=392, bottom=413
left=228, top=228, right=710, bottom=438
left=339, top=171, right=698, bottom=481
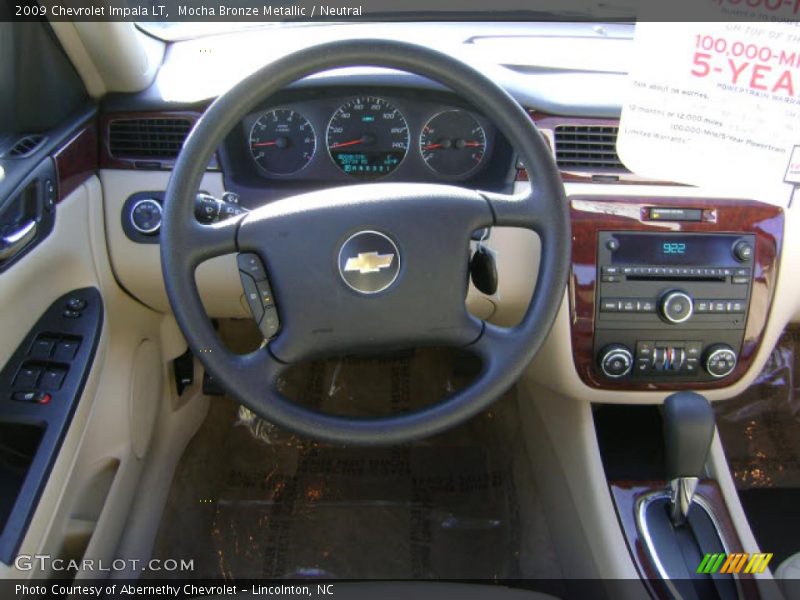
left=662, top=391, right=716, bottom=527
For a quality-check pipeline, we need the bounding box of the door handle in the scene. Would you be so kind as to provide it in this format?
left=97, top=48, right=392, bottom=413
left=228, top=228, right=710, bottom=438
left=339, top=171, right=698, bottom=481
left=0, top=220, right=38, bottom=261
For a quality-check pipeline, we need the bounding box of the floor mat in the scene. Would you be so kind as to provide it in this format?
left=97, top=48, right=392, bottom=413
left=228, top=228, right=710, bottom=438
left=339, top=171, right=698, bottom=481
left=715, top=327, right=800, bottom=490
left=715, top=327, right=800, bottom=565
left=738, top=488, right=800, bottom=567
left=148, top=333, right=561, bottom=581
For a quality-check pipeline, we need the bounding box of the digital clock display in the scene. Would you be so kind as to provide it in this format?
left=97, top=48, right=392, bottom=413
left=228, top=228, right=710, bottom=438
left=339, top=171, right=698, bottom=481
left=610, top=233, right=744, bottom=266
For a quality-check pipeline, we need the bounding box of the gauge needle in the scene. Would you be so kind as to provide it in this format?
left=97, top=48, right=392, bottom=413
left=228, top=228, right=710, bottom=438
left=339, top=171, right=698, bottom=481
left=423, top=143, right=444, bottom=150
left=330, top=138, right=364, bottom=149
left=252, top=141, right=278, bottom=147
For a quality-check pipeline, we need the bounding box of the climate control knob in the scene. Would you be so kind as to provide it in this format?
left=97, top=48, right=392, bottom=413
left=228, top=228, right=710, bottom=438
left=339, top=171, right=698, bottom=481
left=599, top=344, right=633, bottom=379
left=704, top=344, right=737, bottom=378
left=659, top=290, right=694, bottom=324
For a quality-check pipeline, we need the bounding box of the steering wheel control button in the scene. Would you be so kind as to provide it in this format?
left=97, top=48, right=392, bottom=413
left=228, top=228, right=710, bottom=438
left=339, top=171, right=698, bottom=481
left=260, top=307, right=280, bottom=339
left=660, top=290, right=693, bottom=324
left=130, top=198, right=163, bottom=235
left=733, top=239, right=753, bottom=262
left=599, top=345, right=633, bottom=378
left=240, top=273, right=264, bottom=322
left=238, top=253, right=268, bottom=281
left=338, top=230, right=400, bottom=294
left=705, top=345, right=738, bottom=378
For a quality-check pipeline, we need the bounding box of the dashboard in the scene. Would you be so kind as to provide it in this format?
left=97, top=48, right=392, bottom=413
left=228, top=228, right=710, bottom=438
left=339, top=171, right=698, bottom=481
left=216, top=87, right=515, bottom=204
left=96, top=21, right=794, bottom=399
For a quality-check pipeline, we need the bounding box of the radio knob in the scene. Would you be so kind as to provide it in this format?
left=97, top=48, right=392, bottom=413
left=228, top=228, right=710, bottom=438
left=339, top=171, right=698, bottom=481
left=599, top=344, right=633, bottom=378
left=704, top=344, right=737, bottom=378
left=733, top=239, right=753, bottom=262
left=659, top=290, right=694, bottom=324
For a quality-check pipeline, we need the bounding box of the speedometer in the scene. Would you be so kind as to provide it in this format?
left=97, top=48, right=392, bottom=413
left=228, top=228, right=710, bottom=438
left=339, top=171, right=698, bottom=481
left=326, top=97, right=409, bottom=178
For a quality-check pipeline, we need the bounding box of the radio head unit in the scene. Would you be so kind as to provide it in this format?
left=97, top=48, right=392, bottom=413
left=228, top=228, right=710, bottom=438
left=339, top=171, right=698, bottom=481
left=594, top=232, right=754, bottom=383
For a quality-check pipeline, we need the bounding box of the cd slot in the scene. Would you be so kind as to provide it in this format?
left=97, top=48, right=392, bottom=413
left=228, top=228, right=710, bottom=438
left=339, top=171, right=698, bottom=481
left=626, top=275, right=725, bottom=283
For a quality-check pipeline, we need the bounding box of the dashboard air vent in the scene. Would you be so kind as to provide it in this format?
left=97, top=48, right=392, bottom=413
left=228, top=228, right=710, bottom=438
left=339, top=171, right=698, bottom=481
left=553, top=124, right=626, bottom=171
left=109, top=118, right=192, bottom=159
left=7, top=134, right=46, bottom=158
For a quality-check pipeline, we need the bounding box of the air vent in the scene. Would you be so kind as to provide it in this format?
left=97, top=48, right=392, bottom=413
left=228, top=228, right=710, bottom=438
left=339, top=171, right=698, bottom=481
left=553, top=125, right=626, bottom=171
left=109, top=118, right=192, bottom=159
left=7, top=134, right=46, bottom=158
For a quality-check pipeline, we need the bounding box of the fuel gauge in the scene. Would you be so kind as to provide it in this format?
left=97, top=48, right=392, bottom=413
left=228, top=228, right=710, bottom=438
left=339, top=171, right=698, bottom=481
left=420, top=110, right=487, bottom=178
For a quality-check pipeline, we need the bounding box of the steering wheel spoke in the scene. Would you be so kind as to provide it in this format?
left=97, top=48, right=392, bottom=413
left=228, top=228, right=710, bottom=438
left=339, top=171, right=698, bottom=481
left=182, top=215, right=243, bottom=267
left=479, top=187, right=550, bottom=232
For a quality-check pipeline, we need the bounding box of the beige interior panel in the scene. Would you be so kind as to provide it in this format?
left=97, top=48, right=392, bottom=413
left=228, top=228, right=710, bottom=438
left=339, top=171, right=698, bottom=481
left=100, top=169, right=248, bottom=318
left=48, top=22, right=164, bottom=96
left=0, top=177, right=181, bottom=578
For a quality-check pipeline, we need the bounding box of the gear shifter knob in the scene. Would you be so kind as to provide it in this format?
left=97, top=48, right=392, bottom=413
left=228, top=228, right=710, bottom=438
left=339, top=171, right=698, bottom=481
left=662, top=391, right=716, bottom=526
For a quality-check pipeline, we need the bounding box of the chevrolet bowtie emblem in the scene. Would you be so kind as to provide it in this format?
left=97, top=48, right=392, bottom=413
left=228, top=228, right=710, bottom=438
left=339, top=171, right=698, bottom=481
left=343, top=251, right=395, bottom=274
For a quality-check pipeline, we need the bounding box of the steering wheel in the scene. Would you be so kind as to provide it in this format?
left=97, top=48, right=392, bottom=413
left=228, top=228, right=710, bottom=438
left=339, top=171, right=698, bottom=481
left=161, top=39, right=570, bottom=445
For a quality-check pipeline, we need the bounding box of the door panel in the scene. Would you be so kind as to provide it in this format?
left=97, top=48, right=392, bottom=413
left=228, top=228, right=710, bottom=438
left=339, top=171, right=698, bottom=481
left=0, top=156, right=174, bottom=577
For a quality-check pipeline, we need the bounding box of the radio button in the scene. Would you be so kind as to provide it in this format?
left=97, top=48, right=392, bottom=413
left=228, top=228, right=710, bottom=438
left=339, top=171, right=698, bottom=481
left=621, top=299, right=637, bottom=312
left=602, top=266, right=619, bottom=275
left=660, top=290, right=694, bottom=324
left=729, top=300, right=745, bottom=313
left=734, top=268, right=750, bottom=277
left=638, top=299, right=656, bottom=312
left=606, top=238, right=620, bottom=251
left=712, top=301, right=726, bottom=312
left=695, top=300, right=710, bottom=313
left=733, top=240, right=753, bottom=262
left=601, top=275, right=620, bottom=283
left=600, top=299, right=620, bottom=312
left=732, top=276, right=749, bottom=284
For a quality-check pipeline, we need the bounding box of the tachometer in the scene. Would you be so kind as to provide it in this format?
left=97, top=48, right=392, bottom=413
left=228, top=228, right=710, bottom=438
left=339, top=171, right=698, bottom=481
left=420, top=110, right=487, bottom=177
left=326, top=97, right=409, bottom=178
left=249, top=108, right=316, bottom=175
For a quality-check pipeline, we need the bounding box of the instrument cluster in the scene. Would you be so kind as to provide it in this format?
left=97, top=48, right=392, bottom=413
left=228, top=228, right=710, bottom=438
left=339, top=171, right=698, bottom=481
left=236, top=93, right=500, bottom=184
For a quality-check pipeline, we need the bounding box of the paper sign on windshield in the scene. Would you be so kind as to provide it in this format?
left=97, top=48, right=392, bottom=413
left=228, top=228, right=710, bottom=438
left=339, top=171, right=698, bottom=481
left=617, top=22, right=800, bottom=205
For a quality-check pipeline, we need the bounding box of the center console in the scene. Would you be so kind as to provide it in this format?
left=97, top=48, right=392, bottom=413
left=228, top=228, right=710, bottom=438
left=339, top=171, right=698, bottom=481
left=570, top=196, right=783, bottom=390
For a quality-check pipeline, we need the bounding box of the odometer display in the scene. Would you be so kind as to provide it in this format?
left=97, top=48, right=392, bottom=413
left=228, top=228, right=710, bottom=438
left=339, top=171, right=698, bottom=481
left=249, top=108, right=315, bottom=175
left=326, top=97, right=409, bottom=178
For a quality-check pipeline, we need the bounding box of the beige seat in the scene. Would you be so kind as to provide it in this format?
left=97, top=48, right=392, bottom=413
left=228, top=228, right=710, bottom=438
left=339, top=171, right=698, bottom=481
left=203, top=583, right=558, bottom=600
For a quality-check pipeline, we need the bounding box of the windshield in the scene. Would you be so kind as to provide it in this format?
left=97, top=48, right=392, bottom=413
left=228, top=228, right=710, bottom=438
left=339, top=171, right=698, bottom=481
left=136, top=2, right=637, bottom=41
